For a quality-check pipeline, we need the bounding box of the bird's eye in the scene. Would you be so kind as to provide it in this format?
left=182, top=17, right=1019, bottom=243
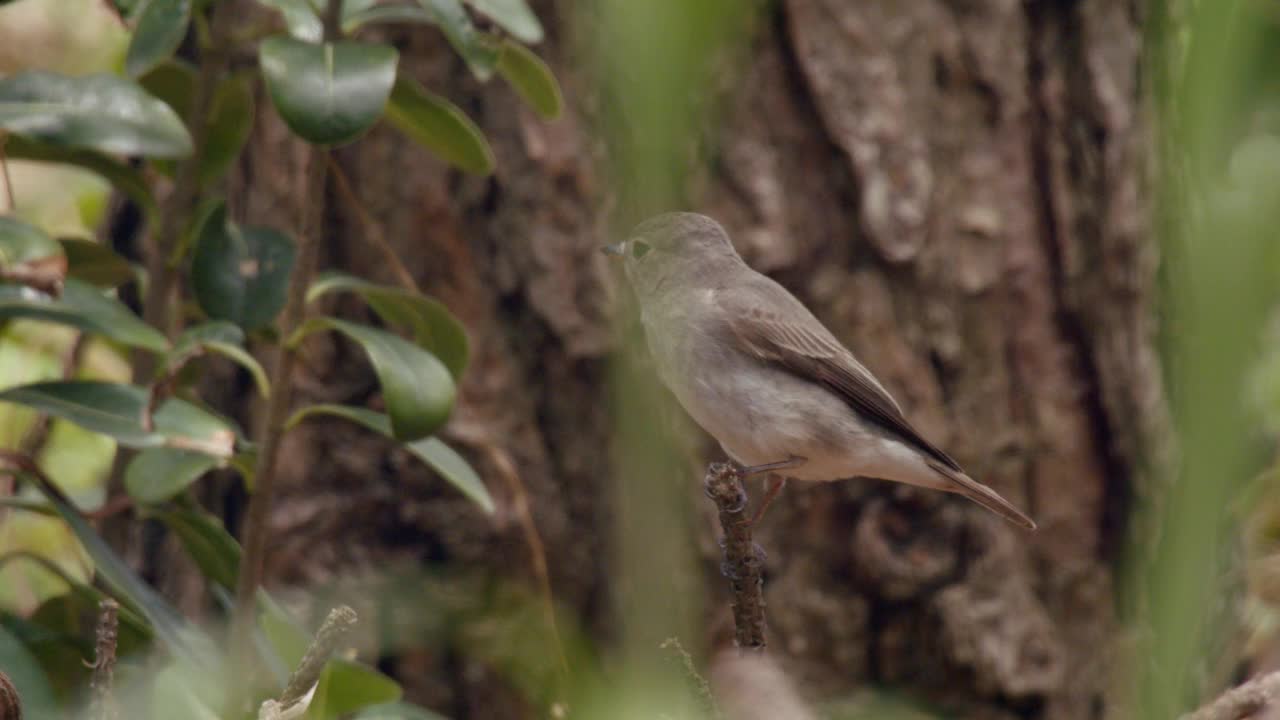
left=631, top=240, right=652, bottom=259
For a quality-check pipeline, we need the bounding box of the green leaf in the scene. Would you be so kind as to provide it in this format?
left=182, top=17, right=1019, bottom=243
left=0, top=71, right=193, bottom=157
left=307, top=271, right=469, bottom=378
left=168, top=322, right=270, bottom=396
left=139, top=59, right=195, bottom=116
left=386, top=75, right=494, bottom=175
left=3, top=135, right=157, bottom=217
left=125, top=448, right=220, bottom=504
left=0, top=625, right=57, bottom=720
left=256, top=0, right=322, bottom=41
left=290, top=320, right=456, bottom=441
left=0, top=381, right=238, bottom=453
left=259, top=37, right=399, bottom=146
left=156, top=507, right=241, bottom=588
left=0, top=216, right=65, bottom=290
left=310, top=660, right=403, bottom=720
left=286, top=404, right=493, bottom=512
left=190, top=203, right=296, bottom=331
left=200, top=74, right=254, bottom=184
left=59, top=237, right=136, bottom=288
left=343, top=0, right=500, bottom=79
left=464, top=0, right=543, bottom=43
left=353, top=702, right=450, bottom=720
left=496, top=40, right=562, bottom=120
left=126, top=0, right=193, bottom=77
left=11, top=457, right=213, bottom=663
left=0, top=278, right=169, bottom=352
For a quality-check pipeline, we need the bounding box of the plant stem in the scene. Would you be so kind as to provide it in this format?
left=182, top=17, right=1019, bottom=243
left=229, top=0, right=344, bottom=680
left=90, top=599, right=119, bottom=720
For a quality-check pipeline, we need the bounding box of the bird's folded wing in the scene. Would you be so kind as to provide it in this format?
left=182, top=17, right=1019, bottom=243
left=721, top=289, right=962, bottom=473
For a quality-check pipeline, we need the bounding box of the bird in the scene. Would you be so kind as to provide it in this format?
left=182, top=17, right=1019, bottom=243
left=603, top=212, right=1036, bottom=530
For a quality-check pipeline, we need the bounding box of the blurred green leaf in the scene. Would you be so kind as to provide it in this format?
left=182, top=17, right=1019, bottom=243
left=0, top=71, right=192, bottom=157
left=386, top=75, right=494, bottom=174
left=349, top=0, right=499, bottom=79
left=3, top=135, right=157, bottom=217
left=0, top=278, right=169, bottom=352
left=200, top=74, right=254, bottom=184
left=286, top=404, right=493, bottom=512
left=139, top=59, right=195, bottom=116
left=190, top=203, right=296, bottom=332
left=496, top=39, right=561, bottom=119
left=311, top=659, right=403, bottom=720
left=0, top=216, right=65, bottom=289
left=12, top=458, right=213, bottom=663
left=0, top=381, right=237, bottom=453
left=259, top=37, right=399, bottom=146
left=168, top=321, right=270, bottom=396
left=0, top=624, right=57, bottom=719
left=465, top=0, right=542, bottom=43
left=354, top=702, right=450, bottom=720
left=58, top=238, right=135, bottom=288
left=156, top=507, right=240, bottom=588
left=125, top=448, right=220, bottom=504
left=307, top=271, right=469, bottom=378
left=126, top=0, right=193, bottom=77
left=289, top=319, right=456, bottom=441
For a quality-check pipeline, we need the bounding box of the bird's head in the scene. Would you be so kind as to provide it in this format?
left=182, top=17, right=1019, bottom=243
left=602, top=212, right=742, bottom=297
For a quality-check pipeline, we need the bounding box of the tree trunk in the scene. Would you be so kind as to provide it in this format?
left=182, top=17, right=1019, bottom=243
left=225, top=0, right=1160, bottom=717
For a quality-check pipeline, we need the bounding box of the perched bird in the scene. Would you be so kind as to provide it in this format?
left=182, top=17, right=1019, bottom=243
left=604, top=212, right=1036, bottom=530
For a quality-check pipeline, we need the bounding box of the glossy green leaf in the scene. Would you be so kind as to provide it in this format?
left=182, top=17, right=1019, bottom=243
left=464, top=0, right=542, bottom=43
left=168, top=322, right=270, bottom=396
left=0, top=625, right=57, bottom=720
left=125, top=448, right=220, bottom=503
left=386, top=76, right=494, bottom=175
left=59, top=237, right=135, bottom=288
left=310, top=660, right=403, bottom=720
left=0, top=278, right=169, bottom=352
left=286, top=404, right=493, bottom=512
left=126, top=0, right=193, bottom=77
left=290, top=320, right=456, bottom=441
left=354, top=703, right=450, bottom=720
left=0, top=381, right=238, bottom=454
left=3, top=135, right=157, bottom=217
left=12, top=458, right=213, bottom=662
left=497, top=40, right=562, bottom=119
left=0, top=216, right=65, bottom=289
left=259, top=37, right=399, bottom=146
left=343, top=0, right=500, bottom=79
left=157, top=507, right=241, bottom=588
left=190, top=203, right=296, bottom=331
left=307, top=271, right=469, bottom=378
left=200, top=74, right=254, bottom=183
left=0, top=71, right=192, bottom=157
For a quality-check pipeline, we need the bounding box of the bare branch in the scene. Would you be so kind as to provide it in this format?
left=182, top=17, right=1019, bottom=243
left=90, top=599, right=119, bottom=720
left=258, top=606, right=358, bottom=720
left=1180, top=670, right=1280, bottom=720
left=704, top=462, right=767, bottom=651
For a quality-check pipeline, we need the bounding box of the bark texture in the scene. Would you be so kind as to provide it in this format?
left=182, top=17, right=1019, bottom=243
left=223, top=0, right=1160, bottom=717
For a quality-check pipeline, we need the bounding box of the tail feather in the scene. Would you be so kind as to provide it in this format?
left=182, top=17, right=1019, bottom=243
left=926, top=460, right=1037, bottom=530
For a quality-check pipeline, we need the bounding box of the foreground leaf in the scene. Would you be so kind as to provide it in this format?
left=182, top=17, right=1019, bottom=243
left=167, top=321, right=270, bottom=396
left=0, top=71, right=192, bottom=157
left=354, top=703, right=450, bottom=720
left=125, top=448, right=220, bottom=504
left=307, top=271, right=469, bottom=378
left=0, top=216, right=66, bottom=291
left=126, top=0, right=193, bottom=77
left=311, top=660, right=403, bottom=720
left=190, top=203, right=296, bottom=331
left=0, top=381, right=237, bottom=453
left=386, top=75, right=494, bottom=175
left=157, top=507, right=240, bottom=589
left=259, top=37, right=399, bottom=146
left=3, top=135, right=157, bottom=216
left=0, top=278, right=169, bottom=352
left=496, top=39, right=562, bottom=120
left=464, top=0, right=543, bottom=43
left=290, top=320, right=455, bottom=441
left=287, top=404, right=493, bottom=512
left=58, top=238, right=135, bottom=288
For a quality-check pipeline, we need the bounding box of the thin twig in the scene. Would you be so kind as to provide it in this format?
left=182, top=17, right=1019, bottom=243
left=0, top=133, right=15, bottom=212
left=258, top=606, right=357, bottom=720
left=231, top=0, right=344, bottom=679
left=1179, top=669, right=1280, bottom=720
left=89, top=599, right=119, bottom=720
left=704, top=462, right=766, bottom=651
left=323, top=154, right=420, bottom=293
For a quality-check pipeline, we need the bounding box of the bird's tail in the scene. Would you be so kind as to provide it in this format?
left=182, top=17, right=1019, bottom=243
left=926, top=460, right=1037, bottom=530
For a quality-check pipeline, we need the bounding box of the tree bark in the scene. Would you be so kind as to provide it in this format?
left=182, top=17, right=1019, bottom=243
left=225, top=0, right=1160, bottom=717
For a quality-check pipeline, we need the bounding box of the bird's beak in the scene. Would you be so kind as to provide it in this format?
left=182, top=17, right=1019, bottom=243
left=601, top=241, right=626, bottom=257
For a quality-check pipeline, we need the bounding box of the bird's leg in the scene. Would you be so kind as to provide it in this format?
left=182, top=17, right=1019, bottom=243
left=749, top=474, right=788, bottom=526
left=737, top=456, right=805, bottom=479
